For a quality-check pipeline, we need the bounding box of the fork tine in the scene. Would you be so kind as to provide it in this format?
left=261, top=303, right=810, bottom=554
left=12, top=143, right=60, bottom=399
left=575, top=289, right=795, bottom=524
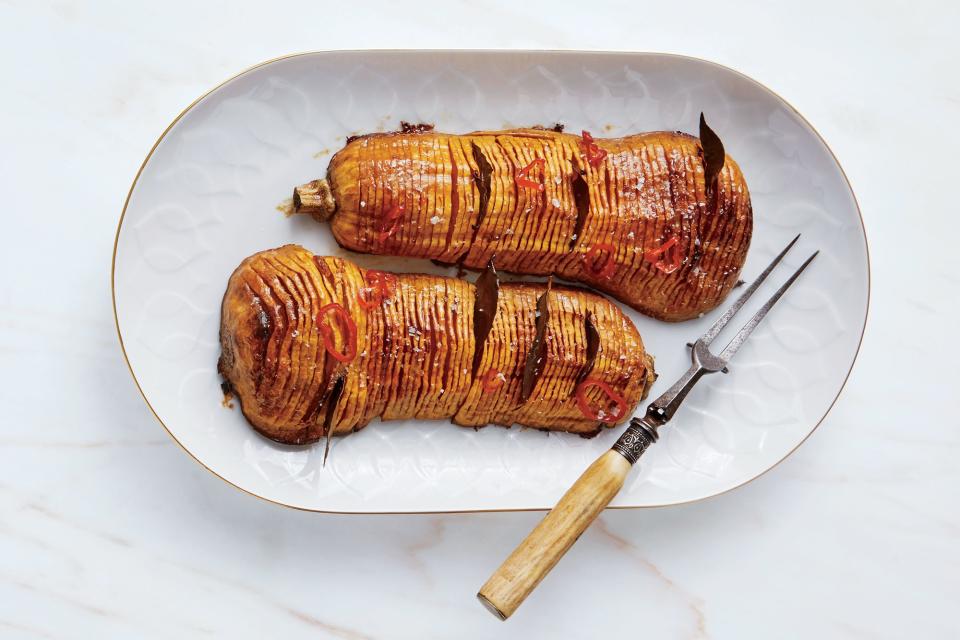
left=700, top=234, right=801, bottom=347
left=717, top=251, right=818, bottom=362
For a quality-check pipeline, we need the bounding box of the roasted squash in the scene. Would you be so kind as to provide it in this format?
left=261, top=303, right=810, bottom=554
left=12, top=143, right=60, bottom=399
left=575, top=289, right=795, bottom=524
left=219, top=245, right=656, bottom=444
left=294, top=123, right=751, bottom=321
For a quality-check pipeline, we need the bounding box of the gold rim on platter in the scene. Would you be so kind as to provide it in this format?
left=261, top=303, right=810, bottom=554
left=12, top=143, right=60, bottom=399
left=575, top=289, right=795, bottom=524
left=112, top=50, right=871, bottom=514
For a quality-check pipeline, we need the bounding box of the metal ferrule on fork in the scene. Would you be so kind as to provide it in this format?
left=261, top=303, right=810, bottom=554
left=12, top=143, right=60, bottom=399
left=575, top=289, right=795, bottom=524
left=612, top=419, right=659, bottom=464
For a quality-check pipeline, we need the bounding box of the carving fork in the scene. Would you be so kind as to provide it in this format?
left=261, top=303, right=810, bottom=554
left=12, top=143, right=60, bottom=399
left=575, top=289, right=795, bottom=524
left=477, top=234, right=817, bottom=619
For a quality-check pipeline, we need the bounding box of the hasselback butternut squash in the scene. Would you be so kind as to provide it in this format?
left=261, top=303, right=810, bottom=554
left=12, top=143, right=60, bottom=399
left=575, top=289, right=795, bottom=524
left=293, top=121, right=751, bottom=321
left=219, top=245, right=656, bottom=444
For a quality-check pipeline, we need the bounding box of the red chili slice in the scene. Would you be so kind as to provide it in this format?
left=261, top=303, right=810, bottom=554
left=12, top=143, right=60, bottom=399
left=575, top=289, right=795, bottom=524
left=580, top=130, right=608, bottom=168
left=480, top=368, right=505, bottom=392
left=356, top=286, right=381, bottom=310
left=583, top=242, right=617, bottom=279
left=367, top=270, right=398, bottom=299
left=356, top=270, right=398, bottom=309
left=644, top=236, right=682, bottom=274
left=376, top=203, right=405, bottom=243
left=516, top=158, right=545, bottom=191
left=574, top=378, right=626, bottom=424
left=317, top=303, right=357, bottom=363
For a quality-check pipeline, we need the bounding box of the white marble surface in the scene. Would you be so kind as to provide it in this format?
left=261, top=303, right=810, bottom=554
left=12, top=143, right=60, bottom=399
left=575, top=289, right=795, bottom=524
left=1, top=0, right=957, bottom=637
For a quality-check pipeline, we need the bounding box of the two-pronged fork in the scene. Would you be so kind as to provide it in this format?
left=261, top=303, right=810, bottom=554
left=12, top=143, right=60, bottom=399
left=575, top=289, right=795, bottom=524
left=477, top=235, right=818, bottom=620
